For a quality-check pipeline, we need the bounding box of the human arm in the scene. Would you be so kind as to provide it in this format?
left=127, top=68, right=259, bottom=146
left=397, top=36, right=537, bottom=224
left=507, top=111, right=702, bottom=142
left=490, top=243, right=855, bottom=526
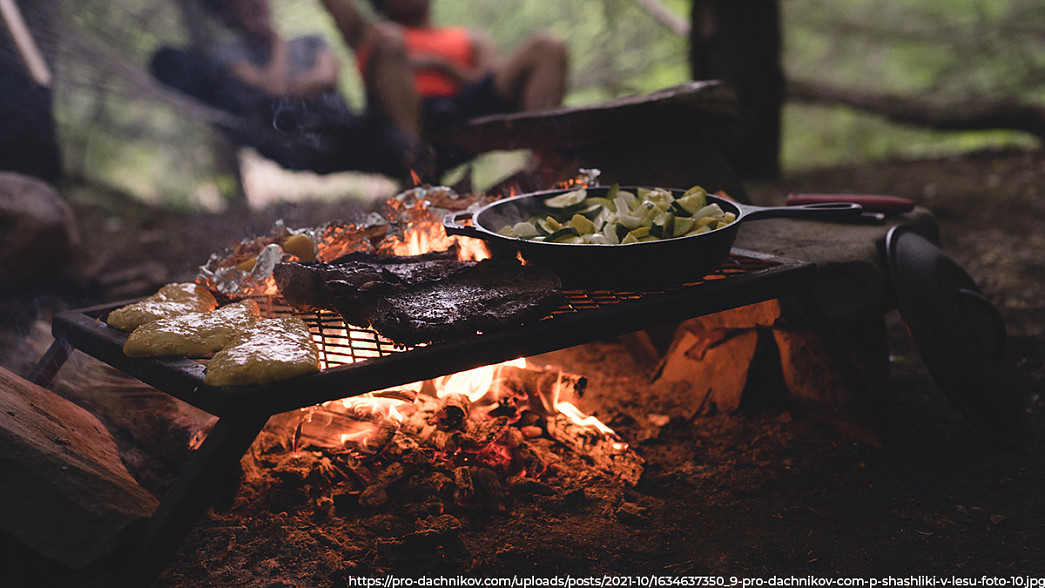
left=319, top=0, right=371, bottom=51
left=224, top=33, right=294, bottom=95
left=223, top=34, right=341, bottom=98
left=286, top=44, right=340, bottom=96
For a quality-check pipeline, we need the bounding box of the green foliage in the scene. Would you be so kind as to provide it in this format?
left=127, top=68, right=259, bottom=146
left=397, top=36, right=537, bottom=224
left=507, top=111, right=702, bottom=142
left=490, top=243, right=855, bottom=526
left=780, top=0, right=1045, bottom=170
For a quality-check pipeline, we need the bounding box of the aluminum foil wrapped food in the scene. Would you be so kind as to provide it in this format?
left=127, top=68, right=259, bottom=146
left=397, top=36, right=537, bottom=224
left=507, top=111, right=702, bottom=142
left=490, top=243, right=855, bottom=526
left=196, top=186, right=490, bottom=297
left=197, top=221, right=322, bottom=297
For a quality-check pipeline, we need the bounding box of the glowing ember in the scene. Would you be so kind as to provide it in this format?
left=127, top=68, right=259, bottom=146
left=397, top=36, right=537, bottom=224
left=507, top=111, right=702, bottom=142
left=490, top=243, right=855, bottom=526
left=291, top=354, right=639, bottom=484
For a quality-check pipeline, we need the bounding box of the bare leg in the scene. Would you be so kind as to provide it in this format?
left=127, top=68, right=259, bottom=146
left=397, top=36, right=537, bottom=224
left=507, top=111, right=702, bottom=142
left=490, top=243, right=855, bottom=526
left=362, top=23, right=423, bottom=140
left=493, top=32, right=568, bottom=111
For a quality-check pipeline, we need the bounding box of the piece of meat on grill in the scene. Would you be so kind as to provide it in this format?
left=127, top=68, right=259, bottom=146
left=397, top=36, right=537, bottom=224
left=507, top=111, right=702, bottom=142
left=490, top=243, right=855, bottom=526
left=204, top=317, right=320, bottom=387
left=274, top=251, right=564, bottom=345
left=274, top=249, right=472, bottom=326
left=350, top=258, right=565, bottom=345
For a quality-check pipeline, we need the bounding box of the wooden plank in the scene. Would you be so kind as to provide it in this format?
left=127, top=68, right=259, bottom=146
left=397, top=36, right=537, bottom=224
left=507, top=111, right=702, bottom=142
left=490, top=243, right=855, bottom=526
left=438, top=80, right=738, bottom=153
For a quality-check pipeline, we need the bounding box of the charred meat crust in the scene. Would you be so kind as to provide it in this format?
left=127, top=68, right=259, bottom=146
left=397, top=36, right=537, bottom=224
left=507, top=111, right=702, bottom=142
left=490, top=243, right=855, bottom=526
left=273, top=249, right=468, bottom=313
left=274, top=251, right=564, bottom=345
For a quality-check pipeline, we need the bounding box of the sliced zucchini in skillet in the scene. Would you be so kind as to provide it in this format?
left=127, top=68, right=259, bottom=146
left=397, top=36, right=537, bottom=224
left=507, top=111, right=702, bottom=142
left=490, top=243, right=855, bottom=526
left=692, top=203, right=725, bottom=222
left=644, top=189, right=674, bottom=212
left=536, top=216, right=562, bottom=235
left=569, top=213, right=598, bottom=235
left=676, top=189, right=708, bottom=215
left=511, top=221, right=540, bottom=239
left=583, top=197, right=616, bottom=212
left=672, top=216, right=696, bottom=237
left=578, top=203, right=606, bottom=221
left=544, top=189, right=587, bottom=211
left=626, top=226, right=651, bottom=240
left=546, top=226, right=581, bottom=242
left=650, top=212, right=674, bottom=238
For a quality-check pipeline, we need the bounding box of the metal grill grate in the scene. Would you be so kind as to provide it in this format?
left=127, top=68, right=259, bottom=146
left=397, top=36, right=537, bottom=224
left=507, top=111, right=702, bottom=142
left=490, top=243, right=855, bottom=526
left=250, top=252, right=782, bottom=370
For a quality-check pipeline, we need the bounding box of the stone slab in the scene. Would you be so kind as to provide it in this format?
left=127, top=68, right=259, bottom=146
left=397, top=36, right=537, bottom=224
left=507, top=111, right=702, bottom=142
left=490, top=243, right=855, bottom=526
left=733, top=207, right=939, bottom=321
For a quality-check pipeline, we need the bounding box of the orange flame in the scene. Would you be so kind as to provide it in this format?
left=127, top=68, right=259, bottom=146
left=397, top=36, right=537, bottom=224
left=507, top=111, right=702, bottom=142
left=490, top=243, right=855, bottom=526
left=386, top=221, right=490, bottom=261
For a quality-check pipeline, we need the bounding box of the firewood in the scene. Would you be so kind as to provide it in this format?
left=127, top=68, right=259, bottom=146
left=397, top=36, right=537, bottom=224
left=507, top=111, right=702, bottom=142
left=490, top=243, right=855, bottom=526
left=428, top=392, right=470, bottom=428
left=545, top=413, right=644, bottom=486
left=0, top=367, right=158, bottom=571
left=498, top=365, right=587, bottom=414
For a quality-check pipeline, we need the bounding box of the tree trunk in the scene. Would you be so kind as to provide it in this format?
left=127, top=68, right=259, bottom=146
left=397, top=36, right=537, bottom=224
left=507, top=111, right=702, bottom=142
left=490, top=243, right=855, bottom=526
left=690, top=0, right=784, bottom=180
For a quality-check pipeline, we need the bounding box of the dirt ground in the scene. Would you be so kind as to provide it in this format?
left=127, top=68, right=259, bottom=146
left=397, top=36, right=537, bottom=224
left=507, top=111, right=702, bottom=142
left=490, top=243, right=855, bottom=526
left=5, top=147, right=1045, bottom=585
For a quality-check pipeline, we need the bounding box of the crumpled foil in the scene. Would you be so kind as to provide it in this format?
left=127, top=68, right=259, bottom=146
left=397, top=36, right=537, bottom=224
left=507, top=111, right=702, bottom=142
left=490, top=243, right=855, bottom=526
left=197, top=185, right=479, bottom=296
left=575, top=168, right=602, bottom=186
left=198, top=242, right=284, bottom=297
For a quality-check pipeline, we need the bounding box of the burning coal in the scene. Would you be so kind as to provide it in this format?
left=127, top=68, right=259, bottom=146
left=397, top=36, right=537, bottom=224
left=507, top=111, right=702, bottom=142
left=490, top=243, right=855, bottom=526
left=286, top=357, right=642, bottom=489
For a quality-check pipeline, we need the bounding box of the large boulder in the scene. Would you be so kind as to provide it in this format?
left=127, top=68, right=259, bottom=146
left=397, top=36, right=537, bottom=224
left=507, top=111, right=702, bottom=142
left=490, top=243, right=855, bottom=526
left=0, top=172, right=79, bottom=292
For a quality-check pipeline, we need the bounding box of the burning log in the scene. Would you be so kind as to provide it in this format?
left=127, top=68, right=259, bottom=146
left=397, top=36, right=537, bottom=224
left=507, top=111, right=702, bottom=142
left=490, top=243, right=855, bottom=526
left=428, top=392, right=471, bottom=428
left=650, top=300, right=783, bottom=417
left=545, top=412, right=644, bottom=486
left=498, top=364, right=587, bottom=414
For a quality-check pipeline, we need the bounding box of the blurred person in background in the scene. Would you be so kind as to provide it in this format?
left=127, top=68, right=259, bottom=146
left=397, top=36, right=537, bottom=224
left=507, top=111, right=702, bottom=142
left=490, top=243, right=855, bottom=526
left=319, top=0, right=568, bottom=156
left=151, top=0, right=414, bottom=177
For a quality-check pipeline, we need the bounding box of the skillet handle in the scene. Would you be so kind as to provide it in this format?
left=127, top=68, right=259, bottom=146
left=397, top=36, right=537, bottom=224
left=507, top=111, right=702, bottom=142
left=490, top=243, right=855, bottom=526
left=741, top=201, right=865, bottom=222
left=786, top=193, right=915, bottom=213
left=442, top=211, right=484, bottom=238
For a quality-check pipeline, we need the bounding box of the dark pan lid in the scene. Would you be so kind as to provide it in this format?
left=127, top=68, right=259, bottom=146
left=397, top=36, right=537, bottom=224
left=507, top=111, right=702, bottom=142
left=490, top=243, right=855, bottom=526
left=884, top=226, right=1025, bottom=444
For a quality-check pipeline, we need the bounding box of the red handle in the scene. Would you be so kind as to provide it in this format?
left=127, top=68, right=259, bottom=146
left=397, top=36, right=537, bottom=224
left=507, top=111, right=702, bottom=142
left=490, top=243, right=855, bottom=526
left=786, top=193, right=915, bottom=213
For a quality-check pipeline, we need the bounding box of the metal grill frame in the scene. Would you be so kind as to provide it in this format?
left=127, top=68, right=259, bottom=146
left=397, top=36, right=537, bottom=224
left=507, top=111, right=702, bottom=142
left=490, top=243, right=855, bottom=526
left=43, top=250, right=808, bottom=419
left=33, top=248, right=843, bottom=587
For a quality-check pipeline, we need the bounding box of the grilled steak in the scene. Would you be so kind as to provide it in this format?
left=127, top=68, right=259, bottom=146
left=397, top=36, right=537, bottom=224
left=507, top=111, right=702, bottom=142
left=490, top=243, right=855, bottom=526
left=274, top=249, right=471, bottom=324
left=274, top=251, right=564, bottom=345
left=354, top=259, right=564, bottom=345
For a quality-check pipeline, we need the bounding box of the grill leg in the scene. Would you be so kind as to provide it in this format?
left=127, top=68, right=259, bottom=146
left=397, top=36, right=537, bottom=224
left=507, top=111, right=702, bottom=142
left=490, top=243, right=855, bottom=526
left=27, top=338, right=72, bottom=388
left=109, top=412, right=271, bottom=588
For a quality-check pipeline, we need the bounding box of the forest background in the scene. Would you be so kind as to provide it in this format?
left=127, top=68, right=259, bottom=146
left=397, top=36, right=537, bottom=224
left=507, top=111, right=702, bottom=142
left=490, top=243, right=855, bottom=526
left=37, top=0, right=1045, bottom=209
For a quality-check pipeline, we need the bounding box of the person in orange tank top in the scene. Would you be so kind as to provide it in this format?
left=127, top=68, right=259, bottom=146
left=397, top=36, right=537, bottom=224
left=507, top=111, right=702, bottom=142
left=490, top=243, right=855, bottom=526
left=319, top=0, right=568, bottom=148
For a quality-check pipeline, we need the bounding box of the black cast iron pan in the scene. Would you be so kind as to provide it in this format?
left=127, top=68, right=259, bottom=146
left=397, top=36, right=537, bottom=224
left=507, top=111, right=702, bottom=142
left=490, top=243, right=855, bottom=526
left=444, top=186, right=863, bottom=289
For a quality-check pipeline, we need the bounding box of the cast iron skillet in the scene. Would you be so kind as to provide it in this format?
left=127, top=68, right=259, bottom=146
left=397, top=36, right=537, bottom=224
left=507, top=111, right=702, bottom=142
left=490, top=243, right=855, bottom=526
left=444, top=186, right=863, bottom=289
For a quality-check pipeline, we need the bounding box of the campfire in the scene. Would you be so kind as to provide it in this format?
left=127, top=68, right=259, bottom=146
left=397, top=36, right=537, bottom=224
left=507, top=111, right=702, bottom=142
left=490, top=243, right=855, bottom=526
left=28, top=171, right=838, bottom=586
left=189, top=180, right=644, bottom=515
left=258, top=355, right=643, bottom=514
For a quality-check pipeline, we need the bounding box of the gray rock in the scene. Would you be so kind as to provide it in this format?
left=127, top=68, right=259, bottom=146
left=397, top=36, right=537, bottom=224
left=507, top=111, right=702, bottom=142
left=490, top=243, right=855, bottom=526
left=0, top=172, right=80, bottom=291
